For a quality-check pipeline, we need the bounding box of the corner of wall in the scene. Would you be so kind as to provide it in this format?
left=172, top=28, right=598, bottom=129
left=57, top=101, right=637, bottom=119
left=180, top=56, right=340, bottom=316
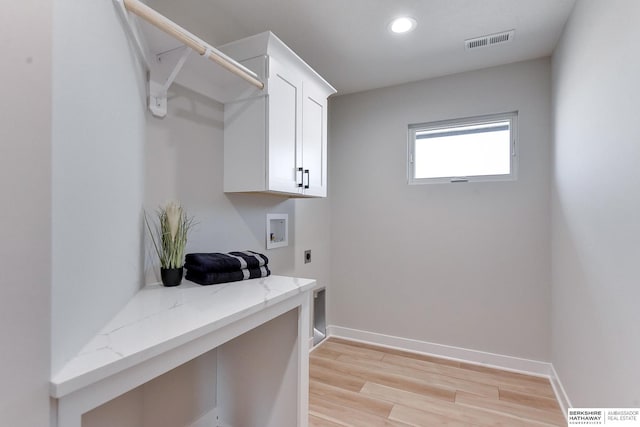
left=550, top=364, right=572, bottom=419
left=51, top=0, right=147, bottom=374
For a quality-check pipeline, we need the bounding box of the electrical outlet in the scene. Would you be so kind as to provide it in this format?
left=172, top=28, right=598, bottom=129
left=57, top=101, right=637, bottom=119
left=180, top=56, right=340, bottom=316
left=304, top=250, right=312, bottom=264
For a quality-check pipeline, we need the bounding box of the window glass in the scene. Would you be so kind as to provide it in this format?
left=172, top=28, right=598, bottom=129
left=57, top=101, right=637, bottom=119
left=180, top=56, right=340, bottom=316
left=409, top=112, right=517, bottom=184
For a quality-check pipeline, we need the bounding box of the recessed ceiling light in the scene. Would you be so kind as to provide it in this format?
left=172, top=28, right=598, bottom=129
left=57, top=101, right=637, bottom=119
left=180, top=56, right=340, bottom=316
left=389, top=17, right=417, bottom=34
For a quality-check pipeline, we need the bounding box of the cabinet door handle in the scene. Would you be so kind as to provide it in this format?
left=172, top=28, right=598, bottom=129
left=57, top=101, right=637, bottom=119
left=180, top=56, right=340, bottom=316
left=297, top=167, right=304, bottom=188
left=304, top=169, right=310, bottom=189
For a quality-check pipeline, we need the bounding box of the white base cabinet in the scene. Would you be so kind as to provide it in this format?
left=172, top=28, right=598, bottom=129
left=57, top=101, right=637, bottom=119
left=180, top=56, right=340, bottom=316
left=221, top=32, right=336, bottom=198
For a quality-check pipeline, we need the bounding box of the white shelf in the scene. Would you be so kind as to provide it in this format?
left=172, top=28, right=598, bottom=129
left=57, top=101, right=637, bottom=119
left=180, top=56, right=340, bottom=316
left=115, top=0, right=266, bottom=116
left=51, top=275, right=315, bottom=427
left=137, top=18, right=265, bottom=103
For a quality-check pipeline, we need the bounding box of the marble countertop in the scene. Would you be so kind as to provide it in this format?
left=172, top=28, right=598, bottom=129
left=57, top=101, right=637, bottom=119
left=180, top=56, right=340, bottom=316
left=50, top=275, right=316, bottom=398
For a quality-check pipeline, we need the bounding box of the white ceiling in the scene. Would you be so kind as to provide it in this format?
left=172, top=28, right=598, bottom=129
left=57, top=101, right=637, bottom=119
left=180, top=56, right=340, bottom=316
left=148, top=0, right=576, bottom=95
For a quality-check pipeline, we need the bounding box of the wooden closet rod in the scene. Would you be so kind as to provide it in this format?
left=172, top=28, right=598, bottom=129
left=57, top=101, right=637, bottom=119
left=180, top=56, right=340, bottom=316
left=123, top=0, right=264, bottom=90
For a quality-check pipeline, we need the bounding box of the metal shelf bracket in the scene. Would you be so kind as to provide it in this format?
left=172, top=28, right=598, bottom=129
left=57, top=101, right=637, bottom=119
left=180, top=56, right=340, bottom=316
left=148, top=46, right=192, bottom=117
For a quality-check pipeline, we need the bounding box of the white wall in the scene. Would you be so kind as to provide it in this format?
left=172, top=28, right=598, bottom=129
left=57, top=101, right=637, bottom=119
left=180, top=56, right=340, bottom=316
left=0, top=1, right=52, bottom=426
left=329, top=59, right=552, bottom=361
left=83, top=351, right=217, bottom=427
left=144, top=85, right=297, bottom=282
left=217, top=310, right=299, bottom=427
left=51, top=0, right=147, bottom=374
left=551, top=0, right=640, bottom=407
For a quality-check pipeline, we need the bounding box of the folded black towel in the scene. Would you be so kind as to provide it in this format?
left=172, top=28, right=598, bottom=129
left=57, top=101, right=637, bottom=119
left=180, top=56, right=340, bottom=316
left=186, top=266, right=271, bottom=286
left=185, top=251, right=269, bottom=273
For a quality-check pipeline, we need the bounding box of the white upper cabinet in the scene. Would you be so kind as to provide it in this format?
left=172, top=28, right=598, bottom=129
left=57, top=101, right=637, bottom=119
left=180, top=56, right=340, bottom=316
left=221, top=32, right=336, bottom=197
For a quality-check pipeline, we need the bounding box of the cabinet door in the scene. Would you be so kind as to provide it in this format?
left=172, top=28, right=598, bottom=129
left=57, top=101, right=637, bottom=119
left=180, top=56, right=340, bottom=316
left=267, top=57, right=303, bottom=194
left=301, top=81, right=328, bottom=197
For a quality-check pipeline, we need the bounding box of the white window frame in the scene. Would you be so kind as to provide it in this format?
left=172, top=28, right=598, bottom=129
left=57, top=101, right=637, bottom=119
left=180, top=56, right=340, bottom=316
left=408, top=111, right=518, bottom=184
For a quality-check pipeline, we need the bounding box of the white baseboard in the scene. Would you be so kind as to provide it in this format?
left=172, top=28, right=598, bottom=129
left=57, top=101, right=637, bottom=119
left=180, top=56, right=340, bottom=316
left=550, top=364, right=572, bottom=420
left=327, top=325, right=553, bottom=377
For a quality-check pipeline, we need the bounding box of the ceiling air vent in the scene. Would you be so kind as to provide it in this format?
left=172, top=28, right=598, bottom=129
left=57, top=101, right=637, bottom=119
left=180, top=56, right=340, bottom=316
left=465, top=30, right=515, bottom=50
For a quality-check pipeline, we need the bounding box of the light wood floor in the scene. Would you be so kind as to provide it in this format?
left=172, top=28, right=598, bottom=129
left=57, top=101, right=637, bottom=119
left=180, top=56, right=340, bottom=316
left=309, top=338, right=565, bottom=427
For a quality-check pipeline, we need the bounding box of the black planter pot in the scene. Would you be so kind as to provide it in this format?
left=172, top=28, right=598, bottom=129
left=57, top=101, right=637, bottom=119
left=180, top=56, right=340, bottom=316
left=160, top=267, right=183, bottom=287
